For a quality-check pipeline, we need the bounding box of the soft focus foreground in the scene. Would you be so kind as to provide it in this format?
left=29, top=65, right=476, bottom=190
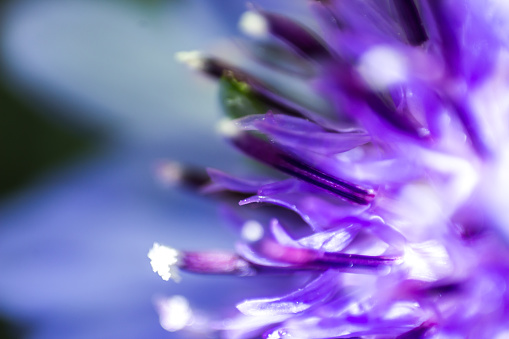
left=149, top=1, right=509, bottom=338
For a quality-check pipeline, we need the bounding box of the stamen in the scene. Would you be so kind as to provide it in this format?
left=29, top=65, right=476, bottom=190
left=155, top=161, right=210, bottom=189
left=231, top=132, right=375, bottom=205
left=149, top=243, right=256, bottom=280
left=354, top=46, right=432, bottom=139
left=426, top=1, right=459, bottom=69
left=150, top=241, right=397, bottom=281
left=174, top=50, right=206, bottom=70
left=216, top=118, right=242, bottom=138
left=396, top=321, right=435, bottom=339
left=317, top=251, right=397, bottom=269
left=181, top=250, right=254, bottom=276
left=239, top=11, right=269, bottom=38
left=178, top=54, right=337, bottom=126
left=331, top=61, right=428, bottom=139
left=393, top=0, right=428, bottom=46
left=259, top=240, right=398, bottom=271
left=240, top=10, right=333, bottom=61
left=279, top=155, right=372, bottom=196
left=148, top=243, right=182, bottom=282
left=311, top=0, right=346, bottom=31
left=365, top=92, right=426, bottom=139
left=176, top=52, right=237, bottom=79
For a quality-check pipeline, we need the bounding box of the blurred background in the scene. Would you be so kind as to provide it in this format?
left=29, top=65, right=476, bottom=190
left=0, top=0, right=308, bottom=338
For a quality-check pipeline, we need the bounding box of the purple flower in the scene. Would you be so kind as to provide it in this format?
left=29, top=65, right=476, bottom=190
left=150, top=1, right=509, bottom=338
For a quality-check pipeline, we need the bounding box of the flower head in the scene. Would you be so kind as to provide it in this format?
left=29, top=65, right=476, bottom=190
left=150, top=1, right=509, bottom=338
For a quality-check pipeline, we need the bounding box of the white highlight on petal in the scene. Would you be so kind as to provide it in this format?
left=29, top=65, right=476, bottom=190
left=488, top=145, right=509, bottom=239
left=155, top=295, right=193, bottom=332
left=384, top=301, right=420, bottom=320
left=421, top=150, right=479, bottom=215
left=495, top=330, right=509, bottom=339
left=174, top=50, right=205, bottom=70
left=357, top=46, right=408, bottom=90
left=398, top=183, right=443, bottom=228
left=241, top=220, right=264, bottom=242
left=238, top=300, right=310, bottom=316
left=266, top=329, right=304, bottom=339
left=148, top=242, right=181, bottom=282
left=239, top=11, right=269, bottom=38
left=267, top=331, right=285, bottom=339
left=402, top=241, right=452, bottom=282
left=216, top=118, right=241, bottom=137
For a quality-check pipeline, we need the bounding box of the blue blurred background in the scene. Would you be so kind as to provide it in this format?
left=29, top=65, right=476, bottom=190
left=0, top=0, right=308, bottom=338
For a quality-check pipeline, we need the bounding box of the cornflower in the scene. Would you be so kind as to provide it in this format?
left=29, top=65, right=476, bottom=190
left=150, top=1, right=509, bottom=338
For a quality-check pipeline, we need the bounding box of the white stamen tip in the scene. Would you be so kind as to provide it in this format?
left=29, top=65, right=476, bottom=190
left=239, top=11, right=269, bottom=38
left=155, top=161, right=183, bottom=187
left=241, top=220, right=264, bottom=242
left=216, top=118, right=241, bottom=137
left=155, top=295, right=193, bottom=332
left=357, top=46, right=408, bottom=90
left=174, top=50, right=205, bottom=70
left=148, top=243, right=182, bottom=282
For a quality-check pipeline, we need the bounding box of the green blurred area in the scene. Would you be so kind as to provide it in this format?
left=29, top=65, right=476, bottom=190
left=219, top=76, right=269, bottom=119
left=0, top=83, right=99, bottom=200
left=0, top=316, right=27, bottom=339
left=0, top=63, right=100, bottom=339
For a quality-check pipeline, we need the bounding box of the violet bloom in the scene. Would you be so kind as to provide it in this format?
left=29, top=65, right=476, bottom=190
left=150, top=1, right=509, bottom=338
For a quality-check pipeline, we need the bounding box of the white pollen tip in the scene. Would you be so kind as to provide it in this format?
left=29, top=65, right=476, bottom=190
left=155, top=295, right=193, bottom=332
left=239, top=11, right=269, bottom=38
left=155, top=161, right=183, bottom=187
left=174, top=50, right=205, bottom=70
left=216, top=118, right=241, bottom=138
left=357, top=46, right=408, bottom=90
left=241, top=220, right=264, bottom=242
left=148, top=242, right=182, bottom=282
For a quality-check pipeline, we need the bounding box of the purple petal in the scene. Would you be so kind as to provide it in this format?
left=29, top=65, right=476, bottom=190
left=236, top=113, right=326, bottom=133
left=237, top=270, right=339, bottom=316
left=270, top=218, right=360, bottom=252
left=231, top=133, right=375, bottom=204
left=327, top=0, right=407, bottom=44
left=203, top=168, right=275, bottom=194
left=240, top=189, right=369, bottom=230
left=236, top=242, right=294, bottom=268
left=249, top=114, right=371, bottom=155
left=298, top=224, right=361, bottom=253
left=270, top=219, right=300, bottom=247
left=392, top=0, right=428, bottom=46
left=244, top=10, right=333, bottom=61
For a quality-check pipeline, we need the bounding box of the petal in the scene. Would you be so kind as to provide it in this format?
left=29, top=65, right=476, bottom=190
left=204, top=168, right=275, bottom=194
left=252, top=115, right=371, bottom=155
left=240, top=188, right=369, bottom=230
left=237, top=270, right=339, bottom=316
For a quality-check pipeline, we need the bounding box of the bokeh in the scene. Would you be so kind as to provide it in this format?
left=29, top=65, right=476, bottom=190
left=0, top=0, right=308, bottom=338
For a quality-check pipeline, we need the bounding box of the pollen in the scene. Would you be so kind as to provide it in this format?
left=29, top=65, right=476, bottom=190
left=216, top=118, right=241, bottom=138
left=241, top=220, right=264, bottom=242
left=174, top=50, right=205, bottom=70
left=155, top=161, right=183, bottom=187
left=148, top=243, right=182, bottom=282
left=239, top=11, right=269, bottom=39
